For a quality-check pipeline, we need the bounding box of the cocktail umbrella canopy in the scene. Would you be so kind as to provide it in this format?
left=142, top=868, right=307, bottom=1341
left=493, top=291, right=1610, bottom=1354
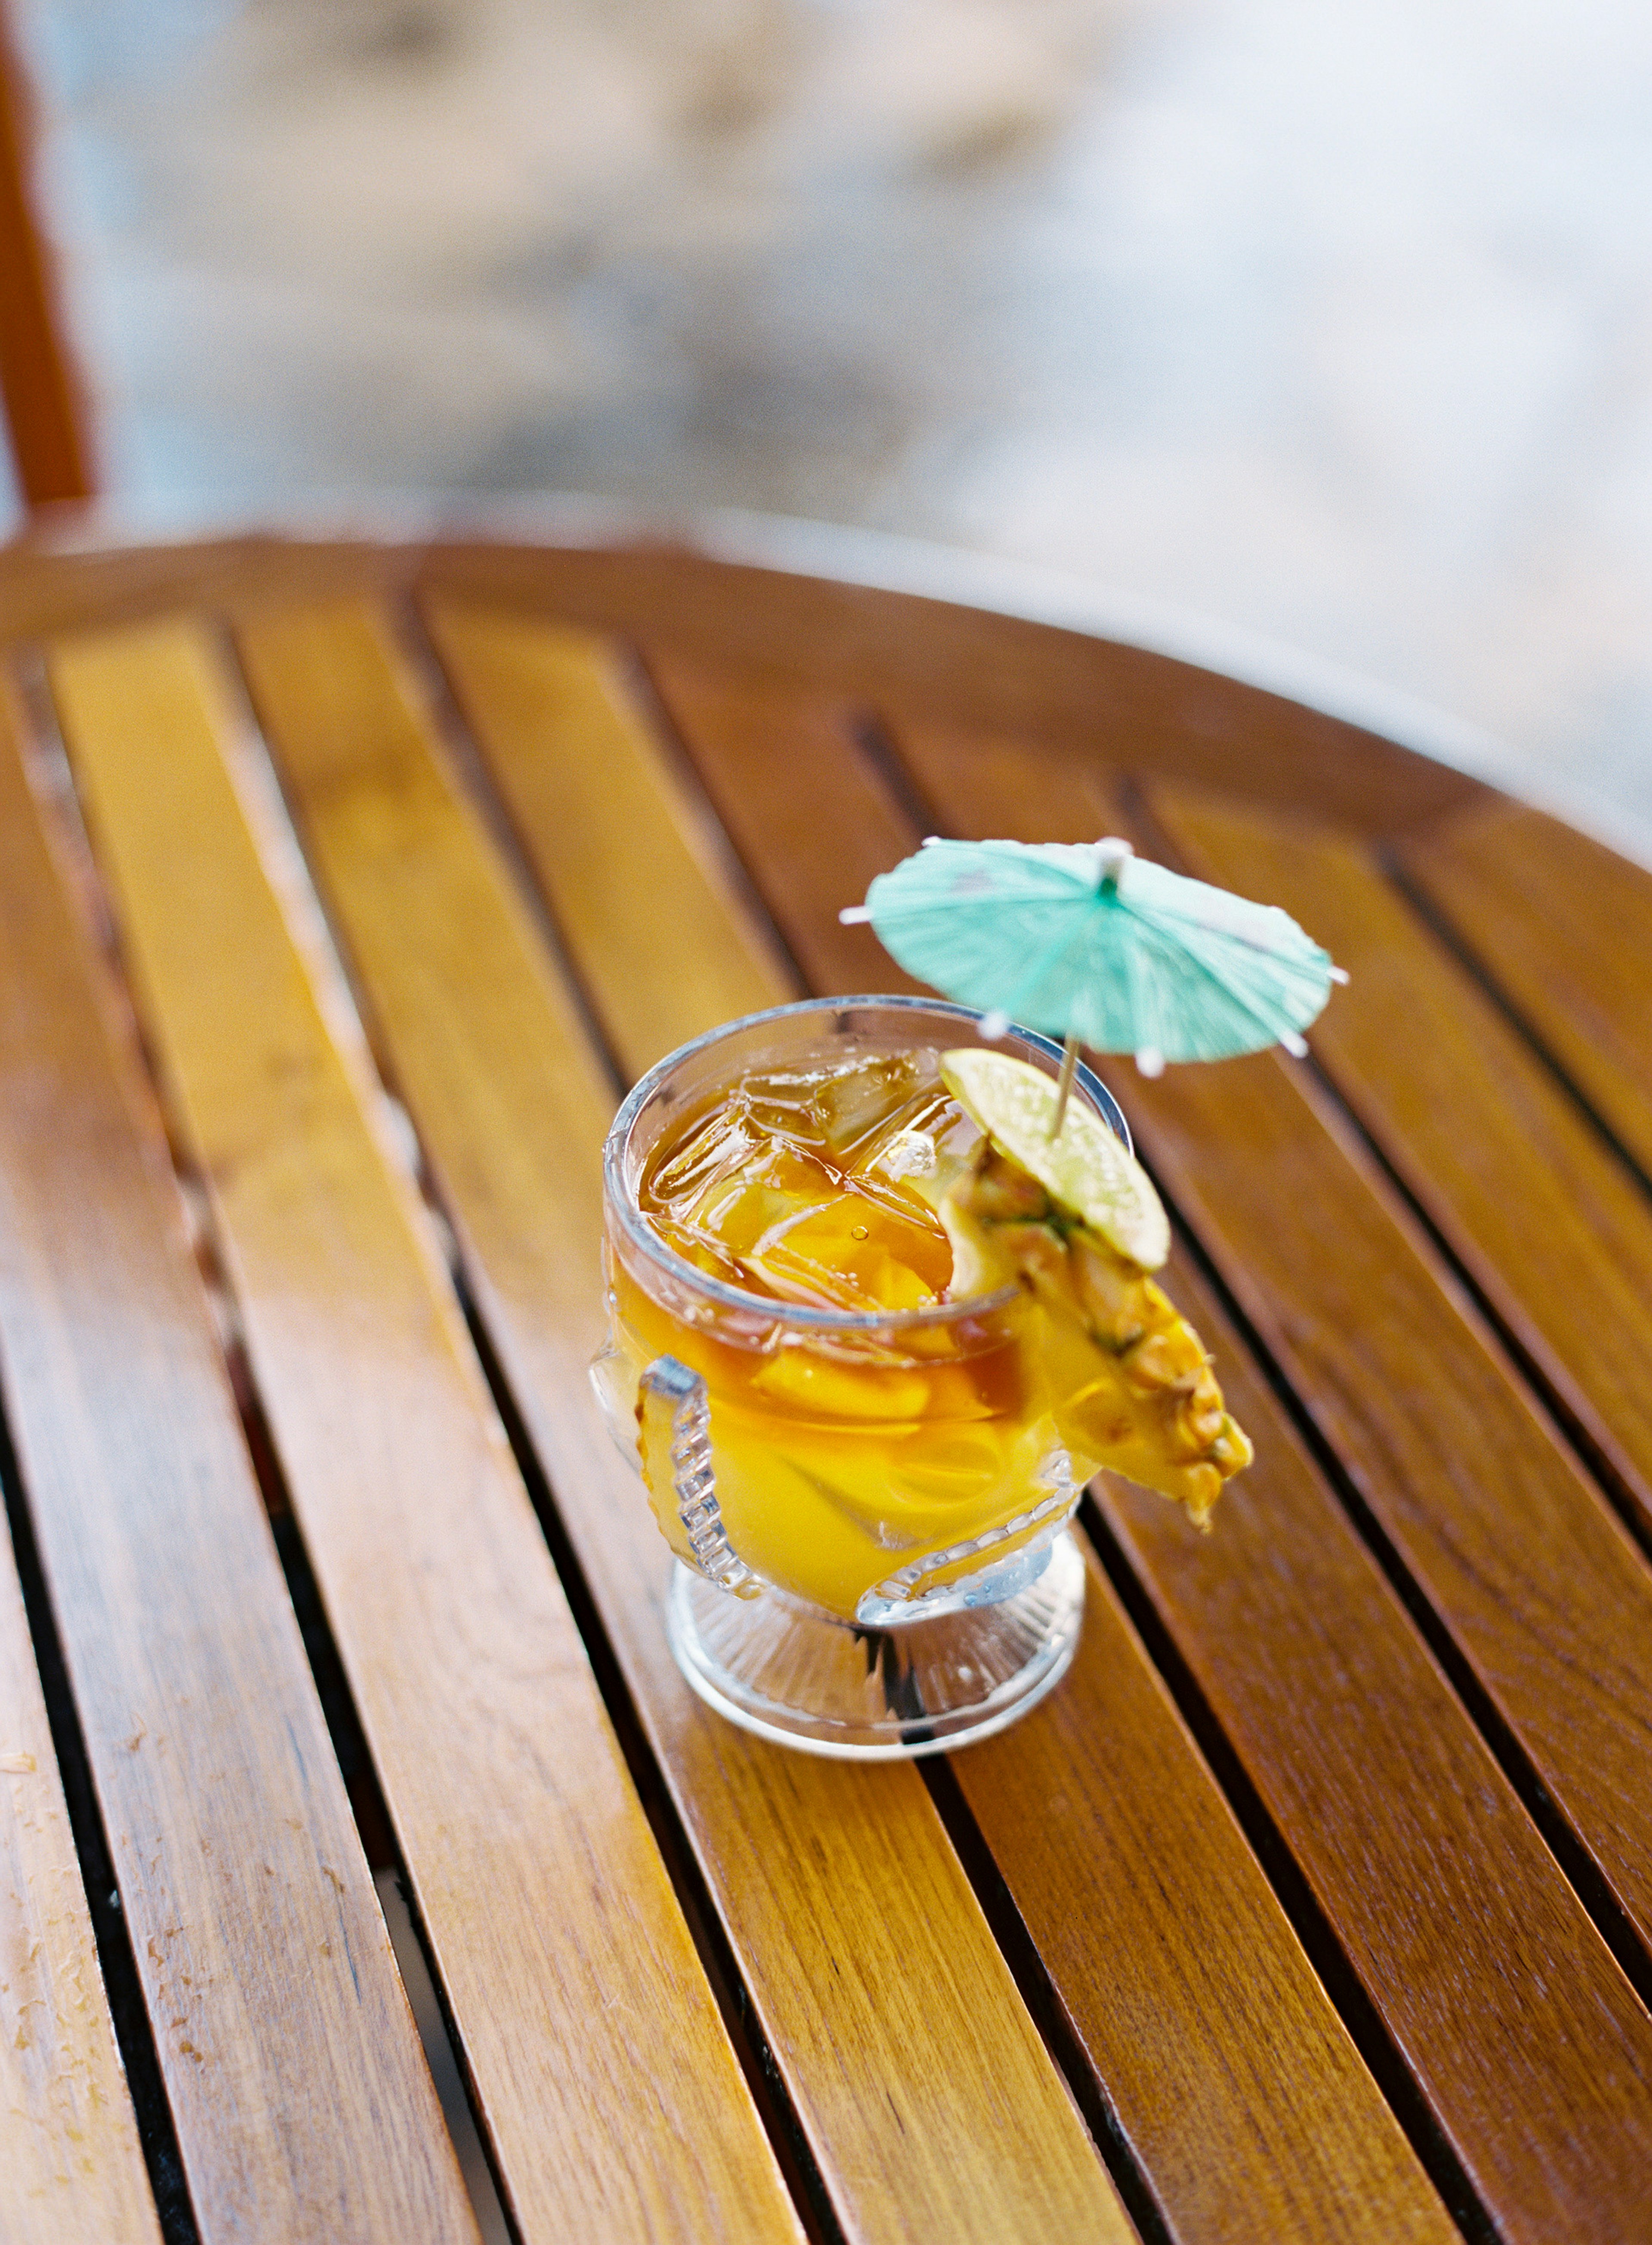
left=842, top=836, right=1342, bottom=1075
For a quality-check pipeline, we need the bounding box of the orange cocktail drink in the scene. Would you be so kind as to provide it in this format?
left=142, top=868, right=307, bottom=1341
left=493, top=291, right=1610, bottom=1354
left=597, top=1001, right=1126, bottom=1667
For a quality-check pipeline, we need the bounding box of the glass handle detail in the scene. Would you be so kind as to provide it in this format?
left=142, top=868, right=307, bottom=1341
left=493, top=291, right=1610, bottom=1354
left=638, top=1356, right=761, bottom=1600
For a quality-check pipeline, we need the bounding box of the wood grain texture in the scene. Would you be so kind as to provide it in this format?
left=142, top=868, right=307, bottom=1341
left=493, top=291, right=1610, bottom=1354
left=0, top=674, right=478, bottom=2245
left=423, top=543, right=1489, bottom=837
left=899, top=723, right=1652, bottom=1934
left=960, top=1543, right=1455, bottom=2245
left=1093, top=1240, right=1652, bottom=2245
left=0, top=525, right=1480, bottom=845
left=0, top=1510, right=162, bottom=2245
left=0, top=528, right=1491, bottom=842
left=660, top=685, right=1652, bottom=2242
left=1399, top=798, right=1652, bottom=1180
left=424, top=600, right=795, bottom=1077
left=47, top=616, right=803, bottom=2245
left=1153, top=784, right=1652, bottom=1542
left=0, top=535, right=414, bottom=644
left=235, top=598, right=1137, bottom=2245
left=3, top=528, right=1638, bottom=2239
left=888, top=723, right=1652, bottom=2227
left=633, top=667, right=1470, bottom=2244
left=643, top=653, right=926, bottom=999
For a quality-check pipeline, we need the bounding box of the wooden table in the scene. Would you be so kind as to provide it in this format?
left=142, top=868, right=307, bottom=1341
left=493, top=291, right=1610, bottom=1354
left=2, top=525, right=1651, bottom=2245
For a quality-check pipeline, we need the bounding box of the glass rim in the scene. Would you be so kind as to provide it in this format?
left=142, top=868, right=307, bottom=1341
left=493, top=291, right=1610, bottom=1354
left=603, top=994, right=1131, bottom=1336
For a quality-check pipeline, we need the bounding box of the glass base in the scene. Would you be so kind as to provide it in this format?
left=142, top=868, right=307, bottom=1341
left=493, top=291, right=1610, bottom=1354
left=666, top=1530, right=1085, bottom=1759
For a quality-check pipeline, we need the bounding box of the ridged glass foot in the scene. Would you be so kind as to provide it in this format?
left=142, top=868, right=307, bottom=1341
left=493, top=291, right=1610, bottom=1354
left=666, top=1530, right=1085, bottom=1758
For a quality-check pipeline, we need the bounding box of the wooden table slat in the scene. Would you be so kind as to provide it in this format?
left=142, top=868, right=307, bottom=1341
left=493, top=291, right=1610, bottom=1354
left=1153, top=783, right=1652, bottom=1544
left=1398, top=799, right=1652, bottom=1182
left=234, top=597, right=1139, bottom=2245
left=674, top=692, right=1652, bottom=2242
left=897, top=721, right=1652, bottom=1955
left=424, top=599, right=796, bottom=1078
left=46, top=615, right=804, bottom=2245
left=643, top=656, right=929, bottom=999
left=0, top=673, right=480, bottom=2245
left=0, top=1507, right=163, bottom=2245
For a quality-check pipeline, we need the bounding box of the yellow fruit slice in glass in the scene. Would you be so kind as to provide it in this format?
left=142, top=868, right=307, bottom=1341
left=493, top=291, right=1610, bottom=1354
left=940, top=1047, right=1171, bottom=1271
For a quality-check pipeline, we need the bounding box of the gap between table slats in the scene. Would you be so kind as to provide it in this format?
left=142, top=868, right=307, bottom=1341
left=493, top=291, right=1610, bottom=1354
left=4, top=724, right=510, bottom=2238
left=0, top=1486, right=163, bottom=2245
left=0, top=668, right=481, bottom=2245
left=352, top=612, right=853, bottom=2233
left=44, top=616, right=806, bottom=2245
left=1397, top=801, right=1652, bottom=1186
left=231, top=596, right=1142, bottom=2245
left=893, top=721, right=1652, bottom=1931
left=415, top=607, right=1459, bottom=2245
left=1122, top=782, right=1652, bottom=2000
left=1106, top=782, right=1652, bottom=1938
left=421, top=600, right=797, bottom=1078
left=412, top=540, right=1489, bottom=840
left=1381, top=853, right=1652, bottom=1234
left=1149, top=786, right=1652, bottom=1556
left=643, top=658, right=1652, bottom=2245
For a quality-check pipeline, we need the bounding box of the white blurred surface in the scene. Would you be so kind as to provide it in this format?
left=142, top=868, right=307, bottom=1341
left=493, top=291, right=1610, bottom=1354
left=15, top=0, right=1652, bottom=831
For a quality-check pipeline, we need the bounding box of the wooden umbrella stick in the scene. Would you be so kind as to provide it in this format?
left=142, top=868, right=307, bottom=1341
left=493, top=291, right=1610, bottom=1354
left=1049, top=1031, right=1080, bottom=1139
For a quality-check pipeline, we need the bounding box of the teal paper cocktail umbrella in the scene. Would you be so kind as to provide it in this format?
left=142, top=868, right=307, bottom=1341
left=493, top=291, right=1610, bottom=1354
left=841, top=836, right=1343, bottom=1109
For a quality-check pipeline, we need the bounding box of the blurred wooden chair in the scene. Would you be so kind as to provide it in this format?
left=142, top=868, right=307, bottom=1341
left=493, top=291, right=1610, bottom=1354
left=0, top=0, right=96, bottom=509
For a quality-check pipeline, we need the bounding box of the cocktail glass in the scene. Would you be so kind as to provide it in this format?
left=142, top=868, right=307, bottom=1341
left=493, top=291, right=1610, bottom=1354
left=593, top=996, right=1129, bottom=1757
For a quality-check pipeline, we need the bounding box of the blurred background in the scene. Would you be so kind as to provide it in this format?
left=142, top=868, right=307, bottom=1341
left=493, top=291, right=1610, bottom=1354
left=9, top=0, right=1652, bottom=839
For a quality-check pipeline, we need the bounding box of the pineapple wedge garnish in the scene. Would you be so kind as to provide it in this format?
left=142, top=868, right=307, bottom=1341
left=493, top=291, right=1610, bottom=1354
left=939, top=1052, right=1252, bottom=1530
